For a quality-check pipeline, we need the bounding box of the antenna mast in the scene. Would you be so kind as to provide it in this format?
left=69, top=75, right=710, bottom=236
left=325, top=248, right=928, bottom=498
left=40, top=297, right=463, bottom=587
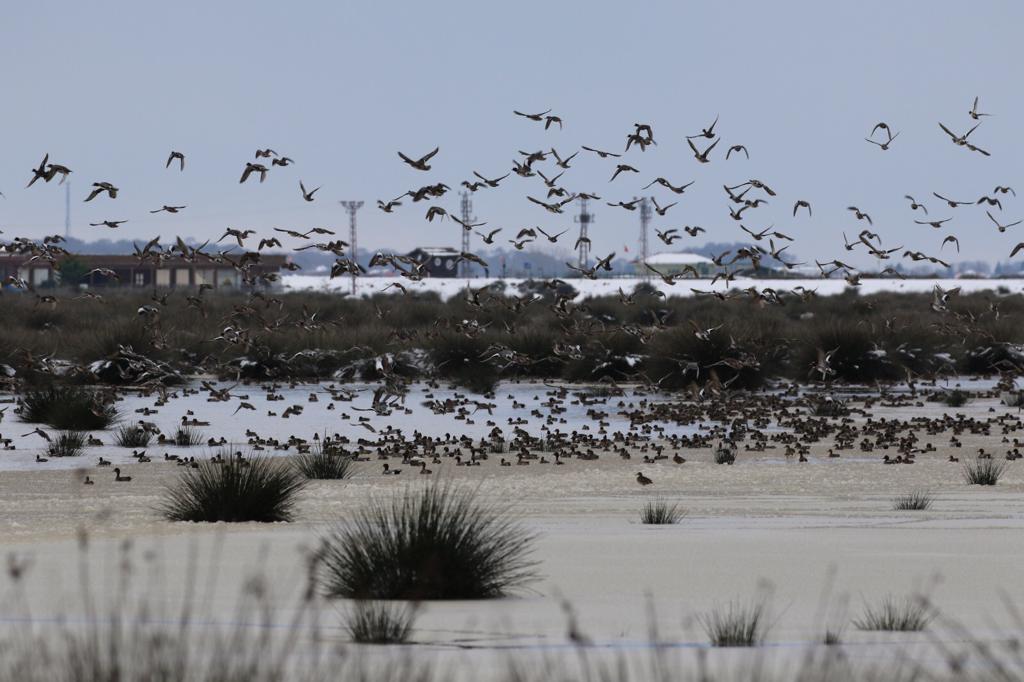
left=459, top=191, right=475, bottom=278
left=574, top=196, right=594, bottom=269
left=339, top=201, right=364, bottom=295
left=638, top=196, right=651, bottom=281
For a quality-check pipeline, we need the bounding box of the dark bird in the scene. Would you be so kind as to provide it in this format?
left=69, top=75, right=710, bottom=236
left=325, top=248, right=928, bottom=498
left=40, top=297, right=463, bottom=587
left=240, top=163, right=268, bottom=184
left=165, top=151, right=185, bottom=171
left=793, top=200, right=812, bottom=217
left=513, top=109, right=551, bottom=122
left=609, top=164, right=639, bottom=182
left=688, top=114, right=719, bottom=139
left=969, top=96, right=991, bottom=120
left=932, top=192, right=970, bottom=208
left=847, top=206, right=872, bottom=225
left=84, top=182, right=118, bottom=202
left=581, top=145, right=621, bottom=159
left=904, top=195, right=928, bottom=214
left=687, top=137, right=719, bottom=163
left=397, top=147, right=439, bottom=171
left=299, top=180, right=319, bottom=202
left=26, top=153, right=49, bottom=187
left=915, top=217, right=952, bottom=229
left=726, top=144, right=749, bottom=160
left=988, top=211, right=1022, bottom=233
left=150, top=205, right=186, bottom=214
left=89, top=220, right=128, bottom=229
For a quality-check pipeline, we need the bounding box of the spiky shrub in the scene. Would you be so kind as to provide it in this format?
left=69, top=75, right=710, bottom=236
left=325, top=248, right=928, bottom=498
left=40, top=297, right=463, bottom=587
left=293, top=442, right=354, bottom=480
left=161, top=454, right=306, bottom=522
left=640, top=500, right=685, bottom=525
left=701, top=600, right=771, bottom=647
left=853, top=596, right=933, bottom=632
left=320, top=483, right=538, bottom=600
left=345, top=601, right=417, bottom=644
left=20, top=385, right=118, bottom=430
left=714, top=445, right=736, bottom=465
left=944, top=389, right=970, bottom=408
left=46, top=431, right=86, bottom=458
left=963, top=460, right=1006, bottom=486
left=892, top=491, right=933, bottom=511
left=115, top=423, right=152, bottom=448
left=173, top=426, right=204, bottom=447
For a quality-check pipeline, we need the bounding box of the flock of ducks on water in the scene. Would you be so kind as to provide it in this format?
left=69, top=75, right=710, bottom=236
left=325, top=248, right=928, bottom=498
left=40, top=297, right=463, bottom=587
left=2, top=377, right=1021, bottom=489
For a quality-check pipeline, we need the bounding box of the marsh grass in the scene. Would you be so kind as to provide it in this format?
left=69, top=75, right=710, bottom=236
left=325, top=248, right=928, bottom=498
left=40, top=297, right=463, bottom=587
left=963, top=460, right=1006, bottom=486
left=320, top=482, right=538, bottom=600
left=172, top=425, right=205, bottom=447
left=853, top=595, right=933, bottom=632
left=46, top=430, right=86, bottom=457
left=700, top=600, right=771, bottom=647
left=293, top=441, right=354, bottom=480
left=115, top=423, right=152, bottom=448
left=160, top=453, right=306, bottom=522
left=345, top=601, right=418, bottom=644
left=944, top=389, right=970, bottom=407
left=639, top=500, right=685, bottom=525
left=20, top=384, right=118, bottom=429
left=892, top=490, right=933, bottom=511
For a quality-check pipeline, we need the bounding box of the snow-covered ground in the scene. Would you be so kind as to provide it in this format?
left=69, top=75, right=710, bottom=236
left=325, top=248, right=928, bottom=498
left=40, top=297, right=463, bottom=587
left=283, top=275, right=1024, bottom=300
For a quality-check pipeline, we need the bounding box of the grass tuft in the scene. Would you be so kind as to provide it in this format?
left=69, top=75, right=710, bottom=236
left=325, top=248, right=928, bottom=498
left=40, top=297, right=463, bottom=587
left=345, top=601, right=417, bottom=644
left=160, top=453, right=305, bottom=522
left=700, top=600, right=771, bottom=647
left=892, top=490, right=933, bottom=511
left=172, top=425, right=205, bottom=447
left=114, top=423, right=152, bottom=448
left=20, top=385, right=118, bottom=430
left=46, top=431, right=86, bottom=458
left=963, top=460, right=1006, bottom=486
left=321, top=482, right=537, bottom=600
left=853, top=595, right=933, bottom=632
left=639, top=500, right=685, bottom=525
left=293, top=441, right=354, bottom=480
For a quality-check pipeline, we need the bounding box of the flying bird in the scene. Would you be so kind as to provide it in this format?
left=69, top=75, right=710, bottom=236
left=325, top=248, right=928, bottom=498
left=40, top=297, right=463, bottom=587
left=397, top=147, right=439, bottom=171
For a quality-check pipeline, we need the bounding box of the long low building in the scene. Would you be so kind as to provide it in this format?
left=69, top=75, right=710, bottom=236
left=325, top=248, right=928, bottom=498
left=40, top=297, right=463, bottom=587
left=643, top=251, right=716, bottom=276
left=0, top=254, right=289, bottom=289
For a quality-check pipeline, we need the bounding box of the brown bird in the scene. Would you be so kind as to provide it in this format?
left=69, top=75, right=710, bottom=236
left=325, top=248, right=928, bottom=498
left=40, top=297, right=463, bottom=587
left=89, top=220, right=128, bottom=229
left=847, top=206, right=872, bottom=225
left=240, top=163, right=268, bottom=184
left=84, top=182, right=118, bottom=202
left=969, top=96, right=991, bottom=120
left=513, top=108, right=551, bottom=121
left=581, top=145, right=621, bottom=159
left=398, top=147, right=439, bottom=171
left=609, top=164, right=639, bottom=182
left=299, top=180, right=319, bottom=202
left=687, top=137, right=719, bottom=163
left=988, top=211, right=1022, bottom=233
left=150, top=205, right=186, bottom=214
left=636, top=471, right=653, bottom=486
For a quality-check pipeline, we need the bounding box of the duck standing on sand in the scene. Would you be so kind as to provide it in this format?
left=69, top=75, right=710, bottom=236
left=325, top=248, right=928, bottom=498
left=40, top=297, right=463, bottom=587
left=636, top=471, right=653, bottom=486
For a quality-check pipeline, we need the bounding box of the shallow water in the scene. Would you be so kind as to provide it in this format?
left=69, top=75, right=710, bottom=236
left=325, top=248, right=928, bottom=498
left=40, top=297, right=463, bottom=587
left=0, top=381, right=706, bottom=472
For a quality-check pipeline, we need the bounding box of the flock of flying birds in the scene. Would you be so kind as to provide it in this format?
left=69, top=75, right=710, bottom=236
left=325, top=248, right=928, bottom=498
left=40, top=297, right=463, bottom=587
left=0, top=96, right=1021, bottom=300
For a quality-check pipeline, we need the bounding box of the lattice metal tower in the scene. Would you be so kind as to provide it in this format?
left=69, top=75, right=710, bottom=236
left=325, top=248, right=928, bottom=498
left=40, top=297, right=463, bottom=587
left=638, top=196, right=652, bottom=280
left=574, top=196, right=594, bottom=269
left=458, top=191, right=475, bottom=278
left=339, top=201, right=364, bottom=295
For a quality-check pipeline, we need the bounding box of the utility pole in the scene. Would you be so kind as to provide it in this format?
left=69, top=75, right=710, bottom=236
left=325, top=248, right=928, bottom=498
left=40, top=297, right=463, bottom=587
left=339, top=201, right=364, bottom=296
left=638, top=196, right=651, bottom=281
left=574, top=196, right=594, bottom=269
left=458, top=191, right=475, bottom=278
left=64, top=182, right=71, bottom=239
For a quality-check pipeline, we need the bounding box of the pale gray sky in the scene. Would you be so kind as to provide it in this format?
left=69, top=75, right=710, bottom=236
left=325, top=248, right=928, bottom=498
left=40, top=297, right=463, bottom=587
left=1, top=1, right=1020, bottom=266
